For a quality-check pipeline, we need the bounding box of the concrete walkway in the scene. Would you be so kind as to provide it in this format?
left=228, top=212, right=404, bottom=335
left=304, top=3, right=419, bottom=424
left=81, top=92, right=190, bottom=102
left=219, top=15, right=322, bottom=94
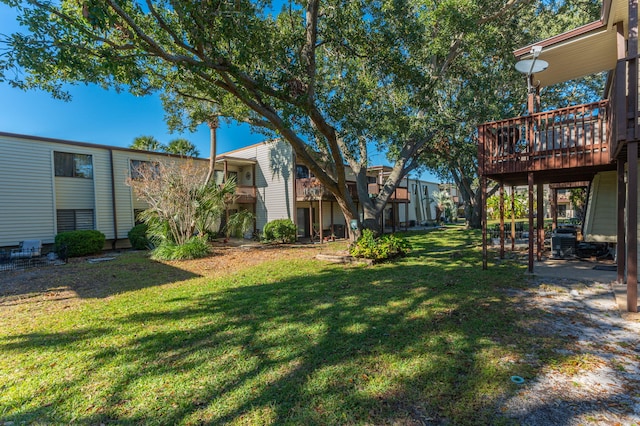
left=530, top=258, right=640, bottom=321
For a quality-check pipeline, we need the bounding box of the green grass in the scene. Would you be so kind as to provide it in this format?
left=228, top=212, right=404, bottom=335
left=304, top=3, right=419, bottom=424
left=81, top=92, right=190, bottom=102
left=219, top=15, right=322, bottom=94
left=0, top=229, right=564, bottom=425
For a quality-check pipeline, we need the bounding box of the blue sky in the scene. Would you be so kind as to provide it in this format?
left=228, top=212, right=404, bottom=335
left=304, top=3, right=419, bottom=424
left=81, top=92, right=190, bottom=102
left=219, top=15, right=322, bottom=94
left=0, top=3, right=438, bottom=181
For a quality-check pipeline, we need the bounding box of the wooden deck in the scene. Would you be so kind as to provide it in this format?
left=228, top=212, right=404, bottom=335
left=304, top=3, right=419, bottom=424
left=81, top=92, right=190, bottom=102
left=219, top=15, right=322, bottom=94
left=478, top=101, right=616, bottom=185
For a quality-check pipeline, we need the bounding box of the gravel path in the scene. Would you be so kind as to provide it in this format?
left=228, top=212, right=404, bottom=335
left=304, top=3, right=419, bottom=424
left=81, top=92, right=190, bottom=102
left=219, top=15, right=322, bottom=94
left=500, top=275, right=640, bottom=425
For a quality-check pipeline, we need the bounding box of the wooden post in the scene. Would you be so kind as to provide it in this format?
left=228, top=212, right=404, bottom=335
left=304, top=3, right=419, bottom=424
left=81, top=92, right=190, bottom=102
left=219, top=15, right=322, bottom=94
left=499, top=181, right=505, bottom=259
left=617, top=160, right=626, bottom=284
left=627, top=141, right=638, bottom=312
left=537, top=183, right=544, bottom=261
left=309, top=201, right=313, bottom=241
left=626, top=0, right=638, bottom=312
left=319, top=198, right=324, bottom=242
left=550, top=188, right=557, bottom=232
left=528, top=173, right=534, bottom=273
left=482, top=175, right=488, bottom=270
left=511, top=185, right=516, bottom=252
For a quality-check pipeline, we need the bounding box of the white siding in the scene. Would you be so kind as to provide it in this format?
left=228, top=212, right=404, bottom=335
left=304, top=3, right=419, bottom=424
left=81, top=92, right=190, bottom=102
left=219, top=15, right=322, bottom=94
left=0, top=136, right=56, bottom=246
left=0, top=134, right=213, bottom=247
left=227, top=140, right=295, bottom=231
left=405, top=179, right=439, bottom=223
left=583, top=170, right=617, bottom=243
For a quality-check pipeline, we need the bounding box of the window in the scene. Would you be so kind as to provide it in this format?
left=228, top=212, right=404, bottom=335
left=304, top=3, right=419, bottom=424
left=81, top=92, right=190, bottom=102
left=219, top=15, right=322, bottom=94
left=227, top=171, right=238, bottom=183
left=296, top=165, right=310, bottom=179
left=57, top=209, right=94, bottom=232
left=54, top=152, right=93, bottom=178
left=130, top=159, right=159, bottom=180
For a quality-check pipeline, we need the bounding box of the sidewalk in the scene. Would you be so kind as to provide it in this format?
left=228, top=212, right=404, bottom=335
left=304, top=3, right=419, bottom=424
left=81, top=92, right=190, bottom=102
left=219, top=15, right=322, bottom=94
left=531, top=257, right=640, bottom=321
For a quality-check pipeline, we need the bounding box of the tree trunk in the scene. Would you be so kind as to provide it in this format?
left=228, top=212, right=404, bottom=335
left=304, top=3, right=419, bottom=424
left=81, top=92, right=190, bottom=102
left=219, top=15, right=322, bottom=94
left=205, top=117, right=219, bottom=185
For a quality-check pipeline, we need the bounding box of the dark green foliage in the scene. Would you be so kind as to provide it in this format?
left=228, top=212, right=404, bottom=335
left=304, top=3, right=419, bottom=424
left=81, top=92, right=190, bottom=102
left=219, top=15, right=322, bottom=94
left=55, top=230, right=105, bottom=258
left=262, top=219, right=297, bottom=244
left=151, top=236, right=210, bottom=260
left=349, top=229, right=411, bottom=262
left=128, top=224, right=150, bottom=250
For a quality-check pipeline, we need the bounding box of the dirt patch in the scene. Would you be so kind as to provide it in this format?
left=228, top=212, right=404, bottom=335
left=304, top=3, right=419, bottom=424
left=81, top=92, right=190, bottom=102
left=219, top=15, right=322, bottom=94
left=0, top=243, right=338, bottom=315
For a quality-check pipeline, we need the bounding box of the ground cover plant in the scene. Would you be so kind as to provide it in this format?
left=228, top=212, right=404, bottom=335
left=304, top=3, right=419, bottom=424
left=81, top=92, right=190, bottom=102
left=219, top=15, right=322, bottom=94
left=0, top=229, right=573, bottom=424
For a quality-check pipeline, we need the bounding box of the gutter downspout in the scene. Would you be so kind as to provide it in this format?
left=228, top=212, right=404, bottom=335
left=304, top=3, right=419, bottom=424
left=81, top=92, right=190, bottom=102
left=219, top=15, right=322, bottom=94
left=109, top=149, right=118, bottom=250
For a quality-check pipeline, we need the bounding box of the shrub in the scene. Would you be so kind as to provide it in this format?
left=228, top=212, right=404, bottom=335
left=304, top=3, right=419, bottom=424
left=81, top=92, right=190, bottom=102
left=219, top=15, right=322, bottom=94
left=225, top=210, right=255, bottom=239
left=349, top=229, right=411, bottom=262
left=128, top=224, right=150, bottom=250
left=151, top=236, right=210, bottom=260
left=55, top=230, right=106, bottom=258
left=262, top=219, right=297, bottom=243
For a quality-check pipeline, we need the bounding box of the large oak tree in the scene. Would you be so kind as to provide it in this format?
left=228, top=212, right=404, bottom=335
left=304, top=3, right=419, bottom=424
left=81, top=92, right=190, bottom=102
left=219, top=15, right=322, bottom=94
left=1, top=0, right=527, bottom=236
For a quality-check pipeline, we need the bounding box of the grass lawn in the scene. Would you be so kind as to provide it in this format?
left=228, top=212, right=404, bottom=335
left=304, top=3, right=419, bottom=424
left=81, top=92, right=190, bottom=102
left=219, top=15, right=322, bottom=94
left=0, top=229, right=563, bottom=425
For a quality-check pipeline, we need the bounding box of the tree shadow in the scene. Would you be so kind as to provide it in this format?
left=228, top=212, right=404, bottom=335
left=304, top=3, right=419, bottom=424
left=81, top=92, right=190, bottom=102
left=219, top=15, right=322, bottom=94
left=0, top=251, right=199, bottom=303
left=1, top=233, right=634, bottom=424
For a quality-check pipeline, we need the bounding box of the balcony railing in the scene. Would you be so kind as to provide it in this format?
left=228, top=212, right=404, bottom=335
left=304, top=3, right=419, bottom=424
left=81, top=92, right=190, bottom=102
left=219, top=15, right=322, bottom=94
left=479, top=101, right=611, bottom=177
left=234, top=185, right=256, bottom=203
left=367, top=183, right=410, bottom=202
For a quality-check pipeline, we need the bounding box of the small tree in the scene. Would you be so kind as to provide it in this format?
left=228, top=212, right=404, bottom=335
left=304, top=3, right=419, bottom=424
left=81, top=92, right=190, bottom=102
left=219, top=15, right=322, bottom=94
left=225, top=210, right=255, bottom=239
left=127, top=159, right=234, bottom=258
left=430, top=190, right=455, bottom=223
left=569, top=188, right=587, bottom=222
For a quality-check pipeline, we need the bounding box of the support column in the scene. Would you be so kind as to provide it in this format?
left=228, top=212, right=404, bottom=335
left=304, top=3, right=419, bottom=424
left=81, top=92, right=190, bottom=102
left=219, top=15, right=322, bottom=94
left=627, top=142, right=638, bottom=312
left=309, top=201, right=313, bottom=241
left=391, top=203, right=396, bottom=233
left=482, top=175, right=488, bottom=270
left=528, top=173, right=534, bottom=273
left=537, top=183, right=545, bottom=261
left=319, top=198, right=324, bottom=242
left=499, top=182, right=505, bottom=259
left=617, top=160, right=626, bottom=284
left=330, top=201, right=334, bottom=238
left=551, top=188, right=558, bottom=232
left=511, top=186, right=516, bottom=252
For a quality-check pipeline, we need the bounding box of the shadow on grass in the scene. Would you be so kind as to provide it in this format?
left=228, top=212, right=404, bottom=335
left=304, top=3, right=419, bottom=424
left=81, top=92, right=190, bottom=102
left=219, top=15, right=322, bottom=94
left=0, top=230, right=631, bottom=425
left=0, top=251, right=199, bottom=302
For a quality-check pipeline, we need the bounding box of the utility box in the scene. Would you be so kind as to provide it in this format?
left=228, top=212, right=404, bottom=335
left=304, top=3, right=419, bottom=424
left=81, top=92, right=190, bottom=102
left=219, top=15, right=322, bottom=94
left=551, top=232, right=577, bottom=259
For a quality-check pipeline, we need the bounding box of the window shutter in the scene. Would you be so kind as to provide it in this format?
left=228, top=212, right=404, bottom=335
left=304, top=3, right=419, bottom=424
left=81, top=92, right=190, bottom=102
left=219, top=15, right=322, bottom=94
left=76, top=210, right=94, bottom=230
left=56, top=210, right=75, bottom=232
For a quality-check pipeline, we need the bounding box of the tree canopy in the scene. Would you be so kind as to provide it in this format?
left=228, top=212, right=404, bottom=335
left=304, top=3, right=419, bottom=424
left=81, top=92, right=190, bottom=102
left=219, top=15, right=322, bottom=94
left=421, top=0, right=604, bottom=227
left=1, top=0, right=536, bottom=235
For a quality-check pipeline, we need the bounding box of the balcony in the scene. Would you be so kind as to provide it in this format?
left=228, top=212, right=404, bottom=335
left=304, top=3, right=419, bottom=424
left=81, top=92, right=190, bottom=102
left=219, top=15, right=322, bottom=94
left=234, top=185, right=256, bottom=204
left=296, top=178, right=335, bottom=201
left=479, top=101, right=615, bottom=184
left=367, top=183, right=410, bottom=202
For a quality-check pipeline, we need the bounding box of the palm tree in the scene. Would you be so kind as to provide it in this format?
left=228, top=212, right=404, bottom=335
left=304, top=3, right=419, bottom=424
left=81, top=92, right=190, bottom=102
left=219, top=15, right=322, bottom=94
left=430, top=190, right=454, bottom=223
left=130, top=135, right=165, bottom=152
left=165, top=138, right=200, bottom=157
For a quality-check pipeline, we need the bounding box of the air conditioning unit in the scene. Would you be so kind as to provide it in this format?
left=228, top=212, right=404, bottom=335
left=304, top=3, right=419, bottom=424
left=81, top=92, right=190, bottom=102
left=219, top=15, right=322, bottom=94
left=551, top=231, right=577, bottom=259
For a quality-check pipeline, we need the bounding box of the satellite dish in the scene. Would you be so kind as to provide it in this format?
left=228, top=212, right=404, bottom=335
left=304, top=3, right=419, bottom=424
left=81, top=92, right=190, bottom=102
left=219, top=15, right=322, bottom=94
left=515, top=59, right=549, bottom=75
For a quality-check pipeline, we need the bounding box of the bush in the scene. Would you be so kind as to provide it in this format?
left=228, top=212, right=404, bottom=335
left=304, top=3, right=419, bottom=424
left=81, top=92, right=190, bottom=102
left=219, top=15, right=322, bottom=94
left=55, top=230, right=106, bottom=258
left=262, top=219, right=297, bottom=243
left=151, top=236, right=210, bottom=260
left=128, top=224, right=150, bottom=250
left=349, top=229, right=411, bottom=262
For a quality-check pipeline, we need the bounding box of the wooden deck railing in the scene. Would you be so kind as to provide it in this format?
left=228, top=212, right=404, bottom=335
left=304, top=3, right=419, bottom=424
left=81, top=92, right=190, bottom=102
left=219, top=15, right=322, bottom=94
left=234, top=186, right=256, bottom=203
left=295, top=178, right=409, bottom=202
left=479, top=101, right=611, bottom=177
left=367, top=183, right=410, bottom=202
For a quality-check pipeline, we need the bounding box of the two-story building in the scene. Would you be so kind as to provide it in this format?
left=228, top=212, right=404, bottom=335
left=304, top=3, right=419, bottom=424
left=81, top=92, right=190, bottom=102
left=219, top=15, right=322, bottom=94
left=0, top=132, right=439, bottom=250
